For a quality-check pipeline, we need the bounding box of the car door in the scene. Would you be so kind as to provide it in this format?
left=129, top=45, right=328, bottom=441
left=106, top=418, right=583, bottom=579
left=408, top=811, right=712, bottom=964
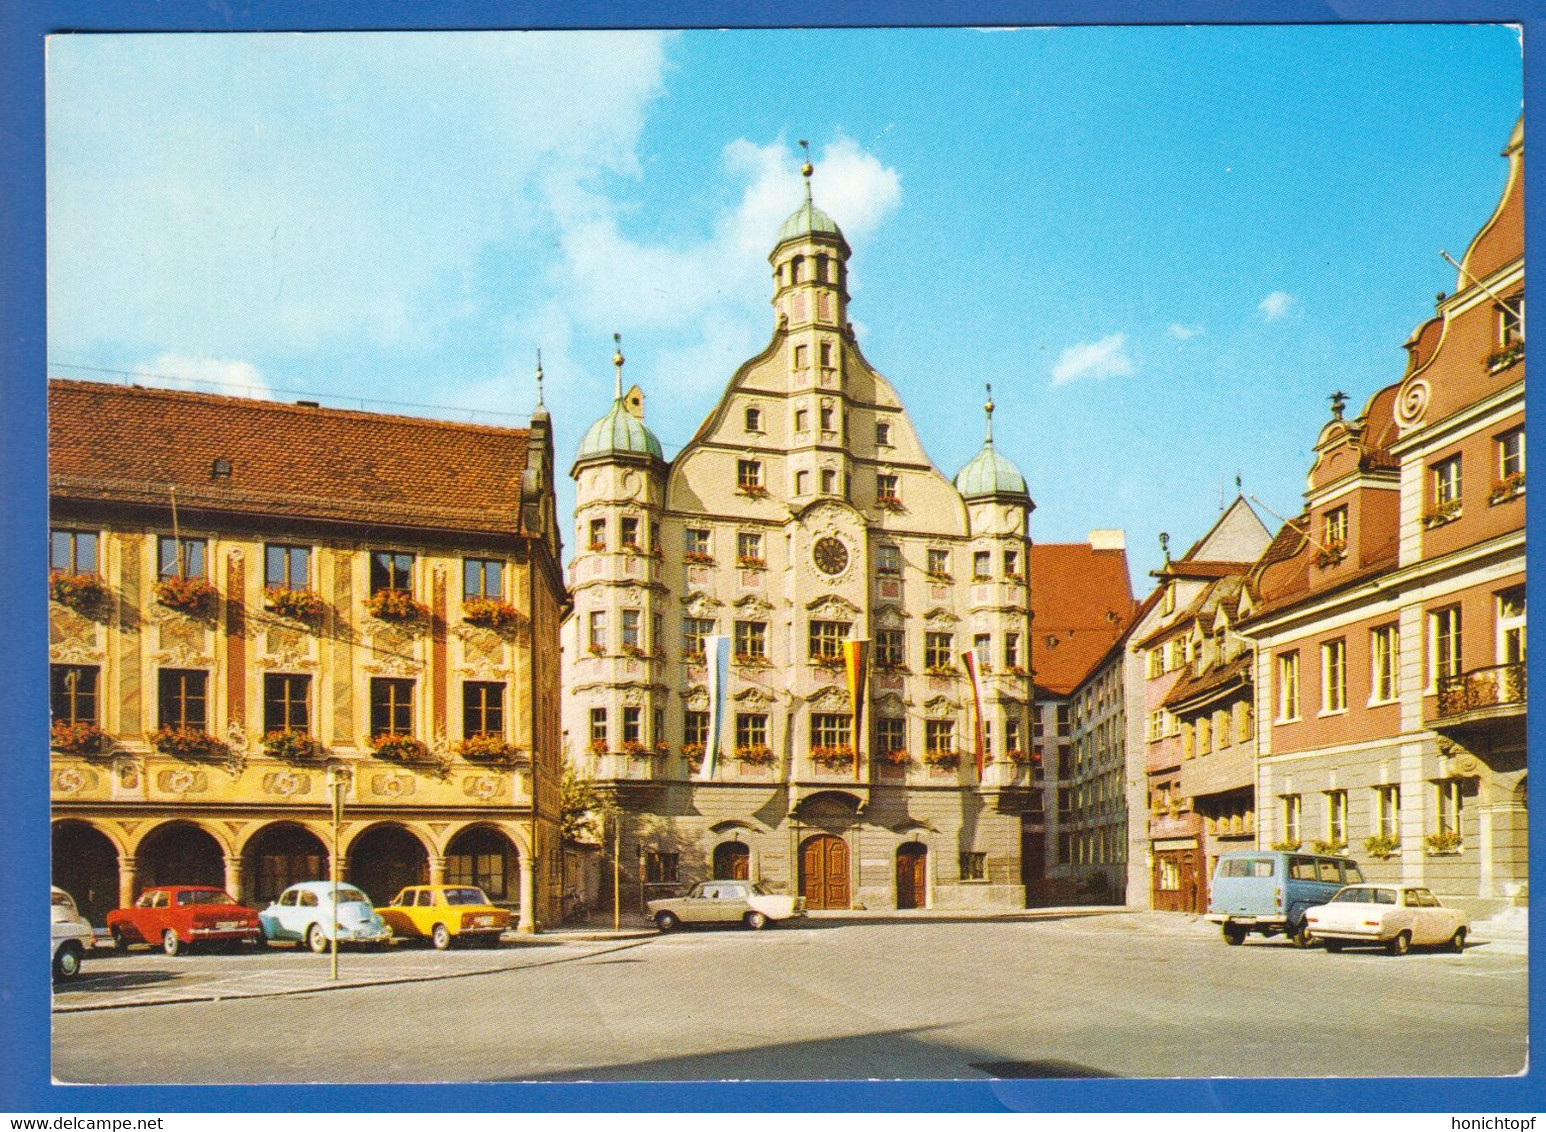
left=1408, top=888, right=1444, bottom=944
left=267, top=888, right=298, bottom=939
left=720, top=883, right=752, bottom=922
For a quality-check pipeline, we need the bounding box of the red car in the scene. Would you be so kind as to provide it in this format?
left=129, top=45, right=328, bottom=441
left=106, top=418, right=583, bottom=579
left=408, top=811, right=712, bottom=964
left=107, top=886, right=263, bottom=956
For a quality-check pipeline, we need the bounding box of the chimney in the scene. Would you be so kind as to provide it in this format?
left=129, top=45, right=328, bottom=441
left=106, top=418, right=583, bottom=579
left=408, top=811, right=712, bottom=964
left=1088, top=529, right=1125, bottom=551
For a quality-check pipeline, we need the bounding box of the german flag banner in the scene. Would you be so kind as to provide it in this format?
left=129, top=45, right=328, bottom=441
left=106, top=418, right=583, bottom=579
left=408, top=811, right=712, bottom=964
left=843, top=638, right=869, bottom=780
left=961, top=648, right=986, bottom=777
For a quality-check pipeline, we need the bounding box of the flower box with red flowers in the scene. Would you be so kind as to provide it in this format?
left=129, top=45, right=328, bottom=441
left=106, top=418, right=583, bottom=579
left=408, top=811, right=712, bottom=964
left=621, top=644, right=647, bottom=658
left=1314, top=539, right=1348, bottom=568
left=734, top=652, right=771, bottom=668
left=922, top=748, right=961, bottom=769
left=265, top=587, right=326, bottom=621
left=154, top=575, right=219, bottom=617
left=366, top=588, right=429, bottom=623
left=50, top=571, right=110, bottom=614
left=1422, top=500, right=1463, bottom=529
left=811, top=653, right=846, bottom=671
left=1490, top=471, right=1526, bottom=504
left=810, top=745, right=855, bottom=769
left=683, top=551, right=716, bottom=566
left=876, top=495, right=904, bottom=512
left=925, top=664, right=957, bottom=678
left=452, top=733, right=519, bottom=763
left=463, top=598, right=521, bottom=633
left=878, top=748, right=910, bottom=767
left=150, top=725, right=227, bottom=761
left=1486, top=340, right=1525, bottom=373
left=736, top=485, right=770, bottom=500
left=736, top=556, right=766, bottom=570
left=925, top=570, right=952, bottom=582
left=1004, top=665, right=1027, bottom=677
left=681, top=743, right=705, bottom=769
left=1001, top=748, right=1032, bottom=765
left=51, top=721, right=109, bottom=756
left=735, top=744, right=774, bottom=765
left=620, top=739, right=653, bottom=757
left=369, top=733, right=429, bottom=763
left=587, top=541, right=608, bottom=553
left=589, top=739, right=610, bottom=756
left=262, top=729, right=320, bottom=762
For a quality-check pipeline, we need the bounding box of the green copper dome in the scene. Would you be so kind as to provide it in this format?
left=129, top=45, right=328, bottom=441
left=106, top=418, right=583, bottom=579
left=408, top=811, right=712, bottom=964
left=575, top=399, right=664, bottom=464
left=776, top=199, right=844, bottom=246
left=955, top=443, right=1028, bottom=499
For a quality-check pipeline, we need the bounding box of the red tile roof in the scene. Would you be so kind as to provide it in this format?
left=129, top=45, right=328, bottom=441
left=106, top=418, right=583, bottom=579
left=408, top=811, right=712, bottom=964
left=1030, top=542, right=1136, bottom=696
left=49, top=379, right=532, bottom=534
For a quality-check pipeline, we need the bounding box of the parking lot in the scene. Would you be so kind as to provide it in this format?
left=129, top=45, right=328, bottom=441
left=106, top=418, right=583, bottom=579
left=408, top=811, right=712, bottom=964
left=52, top=910, right=1528, bottom=1083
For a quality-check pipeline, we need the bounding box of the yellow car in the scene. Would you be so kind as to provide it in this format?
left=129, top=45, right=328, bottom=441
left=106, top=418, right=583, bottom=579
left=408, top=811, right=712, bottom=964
left=375, top=885, right=511, bottom=950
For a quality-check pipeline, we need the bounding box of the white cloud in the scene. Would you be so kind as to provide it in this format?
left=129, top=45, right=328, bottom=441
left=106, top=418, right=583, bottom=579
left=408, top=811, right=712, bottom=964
left=1168, top=323, right=1205, bottom=340
left=131, top=353, right=273, bottom=399
left=1050, top=333, right=1134, bottom=386
left=1258, top=291, right=1297, bottom=321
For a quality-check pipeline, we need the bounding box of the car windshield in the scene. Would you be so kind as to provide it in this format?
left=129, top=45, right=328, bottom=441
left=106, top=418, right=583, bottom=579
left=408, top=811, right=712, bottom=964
left=332, top=887, right=370, bottom=905
left=51, top=891, right=74, bottom=907
left=1331, top=888, right=1369, bottom=904
left=441, top=887, right=490, bottom=906
left=1220, top=857, right=1275, bottom=878
left=751, top=883, right=771, bottom=896
left=177, top=890, right=238, bottom=906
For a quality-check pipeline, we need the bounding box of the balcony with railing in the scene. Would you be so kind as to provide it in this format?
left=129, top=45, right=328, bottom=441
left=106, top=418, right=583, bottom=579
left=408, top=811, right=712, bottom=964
left=1434, top=662, right=1526, bottom=739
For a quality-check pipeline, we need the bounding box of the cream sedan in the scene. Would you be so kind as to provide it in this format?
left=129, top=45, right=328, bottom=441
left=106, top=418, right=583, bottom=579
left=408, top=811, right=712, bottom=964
left=648, top=881, right=805, bottom=932
left=1304, top=884, right=1469, bottom=955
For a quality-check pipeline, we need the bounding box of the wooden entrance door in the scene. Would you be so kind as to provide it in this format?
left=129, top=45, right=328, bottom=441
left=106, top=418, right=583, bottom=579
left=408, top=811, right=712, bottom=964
left=895, top=844, right=927, bottom=909
left=713, top=842, right=750, bottom=880
left=800, top=834, right=850, bottom=910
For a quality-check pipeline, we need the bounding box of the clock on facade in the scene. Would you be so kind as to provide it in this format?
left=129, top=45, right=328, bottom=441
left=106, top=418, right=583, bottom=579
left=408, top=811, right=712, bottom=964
left=812, top=536, right=849, bottom=576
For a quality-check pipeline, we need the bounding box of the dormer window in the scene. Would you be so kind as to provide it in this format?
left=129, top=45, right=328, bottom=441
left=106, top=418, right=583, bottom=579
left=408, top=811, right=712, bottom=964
left=1324, top=507, right=1348, bottom=545
left=1500, top=296, right=1524, bottom=346
left=744, top=406, right=763, bottom=432
left=875, top=421, right=891, bottom=447
left=1161, top=583, right=1176, bottom=616
left=211, top=457, right=232, bottom=482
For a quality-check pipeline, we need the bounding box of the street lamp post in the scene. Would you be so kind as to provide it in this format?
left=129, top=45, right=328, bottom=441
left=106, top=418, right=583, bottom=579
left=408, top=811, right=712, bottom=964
left=325, top=764, right=352, bottom=982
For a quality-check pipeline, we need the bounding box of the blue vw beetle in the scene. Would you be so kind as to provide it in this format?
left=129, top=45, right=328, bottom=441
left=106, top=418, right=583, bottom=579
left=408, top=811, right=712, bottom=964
left=260, top=881, right=393, bottom=951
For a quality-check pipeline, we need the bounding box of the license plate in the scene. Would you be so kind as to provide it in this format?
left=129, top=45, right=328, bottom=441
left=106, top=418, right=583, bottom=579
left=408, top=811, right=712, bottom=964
left=216, top=921, right=241, bottom=930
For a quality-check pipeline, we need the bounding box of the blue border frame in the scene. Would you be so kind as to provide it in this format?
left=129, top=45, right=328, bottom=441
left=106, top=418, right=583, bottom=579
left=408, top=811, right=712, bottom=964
left=1, top=0, right=1539, bottom=1113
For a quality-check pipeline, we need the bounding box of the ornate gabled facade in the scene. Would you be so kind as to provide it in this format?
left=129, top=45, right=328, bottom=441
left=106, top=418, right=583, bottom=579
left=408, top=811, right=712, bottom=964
left=1239, top=118, right=1526, bottom=919
left=49, top=381, right=568, bottom=930
left=561, top=166, right=1040, bottom=911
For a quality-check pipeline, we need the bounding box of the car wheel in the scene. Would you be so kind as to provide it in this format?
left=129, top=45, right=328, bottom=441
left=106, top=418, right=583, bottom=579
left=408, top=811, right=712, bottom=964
left=307, top=924, right=330, bottom=954
left=1222, top=924, right=1246, bottom=946
left=162, top=929, right=184, bottom=957
left=1387, top=930, right=1412, bottom=957
left=430, top=923, right=452, bottom=951
left=654, top=911, right=679, bottom=933
left=1291, top=920, right=1314, bottom=948
left=744, top=911, right=770, bottom=931
left=1449, top=927, right=1467, bottom=953
left=111, top=928, right=130, bottom=954
left=54, top=942, right=84, bottom=981
left=1324, top=940, right=1344, bottom=953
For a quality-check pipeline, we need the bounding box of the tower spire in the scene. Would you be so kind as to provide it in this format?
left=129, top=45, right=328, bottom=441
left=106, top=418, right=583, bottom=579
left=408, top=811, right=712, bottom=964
left=612, top=333, right=625, bottom=402
left=983, top=383, right=995, bottom=445
left=799, top=138, right=813, bottom=205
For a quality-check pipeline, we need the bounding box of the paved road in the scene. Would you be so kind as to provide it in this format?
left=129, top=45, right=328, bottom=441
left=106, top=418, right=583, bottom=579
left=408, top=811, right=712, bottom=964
left=53, top=912, right=1527, bottom=1083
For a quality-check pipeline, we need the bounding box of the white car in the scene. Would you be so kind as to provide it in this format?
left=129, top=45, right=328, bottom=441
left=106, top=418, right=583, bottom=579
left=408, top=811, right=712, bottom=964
left=1304, top=884, right=1469, bottom=955
left=259, top=881, right=393, bottom=951
left=647, top=881, right=805, bottom=931
left=51, top=886, right=95, bottom=980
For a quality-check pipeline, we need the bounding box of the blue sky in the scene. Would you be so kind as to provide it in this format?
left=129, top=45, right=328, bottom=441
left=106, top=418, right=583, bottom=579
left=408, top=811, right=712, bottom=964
left=46, top=26, right=1522, bottom=585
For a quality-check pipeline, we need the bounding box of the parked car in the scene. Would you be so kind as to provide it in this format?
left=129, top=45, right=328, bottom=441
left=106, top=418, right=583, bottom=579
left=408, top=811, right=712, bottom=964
left=259, top=881, right=393, bottom=951
left=1304, top=884, right=1469, bottom=955
left=107, top=886, right=263, bottom=956
left=375, top=885, right=510, bottom=950
left=51, top=886, right=95, bottom=980
left=1206, top=849, right=1364, bottom=946
left=648, top=880, right=806, bottom=932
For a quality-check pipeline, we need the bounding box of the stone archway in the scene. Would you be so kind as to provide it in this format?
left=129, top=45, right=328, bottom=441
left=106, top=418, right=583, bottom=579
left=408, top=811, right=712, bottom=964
left=713, top=841, right=751, bottom=880
left=445, top=824, right=519, bottom=904
left=137, top=821, right=226, bottom=892
left=347, top=824, right=429, bottom=906
left=244, top=823, right=329, bottom=907
left=52, top=820, right=119, bottom=926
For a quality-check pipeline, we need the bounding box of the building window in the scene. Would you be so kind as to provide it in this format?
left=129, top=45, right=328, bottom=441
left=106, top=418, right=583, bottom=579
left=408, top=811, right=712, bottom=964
left=1500, top=296, right=1524, bottom=346
left=1367, top=625, right=1399, bottom=704
left=621, top=609, right=642, bottom=652
left=587, top=611, right=607, bottom=652
left=1157, top=857, right=1179, bottom=891
left=1321, top=638, right=1347, bottom=713
left=682, top=617, right=713, bottom=661
left=973, top=633, right=991, bottom=668
left=1003, top=549, right=1020, bottom=578
left=1056, top=705, right=1071, bottom=737
left=51, top=665, right=99, bottom=726
left=1432, top=456, right=1462, bottom=512
left=1161, top=584, right=1176, bottom=616
left=1375, top=784, right=1401, bottom=840
left=263, top=674, right=311, bottom=735
left=734, top=620, right=767, bottom=662
left=1326, top=790, right=1347, bottom=846
left=464, top=558, right=503, bottom=600
left=1146, top=648, right=1163, bottom=679
left=1032, top=709, right=1044, bottom=741
left=620, top=517, right=640, bottom=550
left=1235, top=699, right=1254, bottom=743
left=266, top=544, right=311, bottom=591
left=808, top=620, right=851, bottom=662
left=463, top=681, right=504, bottom=737
left=959, top=852, right=987, bottom=881
left=793, top=343, right=809, bottom=368
left=876, top=474, right=900, bottom=504
left=810, top=713, right=851, bottom=750
left=1006, top=715, right=1023, bottom=754
left=819, top=339, right=832, bottom=365
left=645, top=852, right=679, bottom=885
left=683, top=710, right=709, bottom=749
left=684, top=528, right=711, bottom=560
left=50, top=529, right=99, bottom=576
left=1281, top=794, right=1302, bottom=844
left=926, top=548, right=950, bottom=578
left=1435, top=779, right=1463, bottom=836
left=875, top=717, right=905, bottom=757
left=446, top=845, right=506, bottom=901
left=369, top=678, right=414, bottom=737
left=744, top=406, right=762, bottom=432
left=622, top=707, right=642, bottom=745
left=158, top=669, right=208, bottom=732
left=1498, top=428, right=1525, bottom=482
left=875, top=421, right=891, bottom=446
left=867, top=545, right=899, bottom=578
left=589, top=707, right=608, bottom=749
left=157, top=536, right=207, bottom=580
left=972, top=551, right=991, bottom=580
left=818, top=405, right=834, bottom=432
left=1323, top=506, right=1348, bottom=548
left=370, top=551, right=414, bottom=595
left=737, top=460, right=764, bottom=491
left=1497, top=586, right=1526, bottom=665
left=588, top=518, right=607, bottom=550
left=1196, top=715, right=1211, bottom=755
left=820, top=469, right=836, bottom=494
left=1004, top=633, right=1021, bottom=670
left=924, top=631, right=954, bottom=671
left=925, top=718, right=955, bottom=754
left=1277, top=651, right=1300, bottom=721
left=737, top=531, right=763, bottom=567
left=876, top=628, right=905, bottom=669
left=735, top=712, right=768, bottom=751
left=1430, top=606, right=1462, bottom=686
left=793, top=409, right=810, bottom=434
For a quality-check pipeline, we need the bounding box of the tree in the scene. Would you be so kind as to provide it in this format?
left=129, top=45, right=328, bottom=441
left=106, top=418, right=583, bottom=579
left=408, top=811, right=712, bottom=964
left=559, top=763, right=606, bottom=845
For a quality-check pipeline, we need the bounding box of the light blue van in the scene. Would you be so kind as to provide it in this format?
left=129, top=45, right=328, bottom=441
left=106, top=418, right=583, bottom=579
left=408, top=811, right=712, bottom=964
left=1206, top=849, right=1364, bottom=946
